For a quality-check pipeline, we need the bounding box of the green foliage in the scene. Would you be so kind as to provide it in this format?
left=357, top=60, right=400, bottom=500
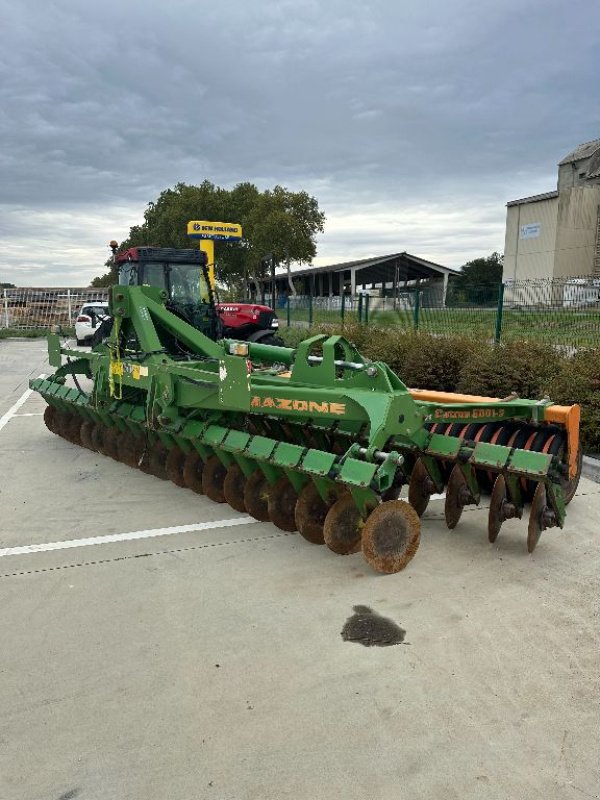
left=0, top=328, right=52, bottom=339
left=1, top=282, right=16, bottom=288
left=402, top=335, right=486, bottom=392
left=91, top=181, right=325, bottom=290
left=457, top=340, right=562, bottom=398
left=549, top=350, right=600, bottom=451
left=90, top=259, right=117, bottom=287
left=449, top=252, right=503, bottom=305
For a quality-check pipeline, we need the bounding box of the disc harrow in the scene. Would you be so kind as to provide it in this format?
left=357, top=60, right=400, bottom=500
left=30, top=284, right=582, bottom=574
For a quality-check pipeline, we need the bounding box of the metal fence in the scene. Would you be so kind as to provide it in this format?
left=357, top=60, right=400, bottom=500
left=279, top=277, right=600, bottom=349
left=1, top=288, right=109, bottom=331
left=4, top=277, right=600, bottom=349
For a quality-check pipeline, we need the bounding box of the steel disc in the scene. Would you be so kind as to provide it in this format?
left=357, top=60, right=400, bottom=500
left=243, top=471, right=271, bottom=521
left=148, top=441, right=168, bottom=479
left=53, top=409, right=67, bottom=438
left=408, top=458, right=433, bottom=517
left=267, top=477, right=299, bottom=532
left=118, top=431, right=142, bottom=467
left=43, top=405, right=57, bottom=434
left=201, top=455, right=227, bottom=502
left=79, top=420, right=95, bottom=450
left=444, top=464, right=469, bottom=530
left=223, top=463, right=247, bottom=513
left=488, top=474, right=507, bottom=543
left=90, top=423, right=105, bottom=454
left=361, top=500, right=421, bottom=574
left=103, top=427, right=120, bottom=460
left=294, top=482, right=328, bottom=544
left=562, top=446, right=582, bottom=506
left=183, top=450, right=204, bottom=493
left=61, top=412, right=78, bottom=444
left=64, top=414, right=78, bottom=441
left=323, top=494, right=364, bottom=555
left=165, top=446, right=187, bottom=487
left=527, top=483, right=547, bottom=553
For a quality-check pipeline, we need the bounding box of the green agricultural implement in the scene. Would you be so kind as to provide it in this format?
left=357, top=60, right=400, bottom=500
left=30, top=284, right=582, bottom=574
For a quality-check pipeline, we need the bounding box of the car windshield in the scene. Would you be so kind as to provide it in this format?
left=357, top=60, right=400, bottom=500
left=82, top=305, right=108, bottom=316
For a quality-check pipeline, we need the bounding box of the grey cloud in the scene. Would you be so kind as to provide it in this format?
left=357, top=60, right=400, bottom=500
left=1, top=0, right=599, bottom=283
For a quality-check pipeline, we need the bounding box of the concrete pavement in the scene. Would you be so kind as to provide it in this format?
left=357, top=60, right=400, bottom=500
left=1, top=338, right=599, bottom=800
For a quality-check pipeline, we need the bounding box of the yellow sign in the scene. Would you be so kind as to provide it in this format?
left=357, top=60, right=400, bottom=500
left=187, top=220, right=243, bottom=241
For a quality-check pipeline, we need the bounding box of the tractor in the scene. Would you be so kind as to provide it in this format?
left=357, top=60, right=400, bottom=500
left=87, top=244, right=283, bottom=347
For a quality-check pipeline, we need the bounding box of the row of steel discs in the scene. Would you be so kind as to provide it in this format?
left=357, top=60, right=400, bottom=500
left=43, top=405, right=422, bottom=574
left=410, top=419, right=581, bottom=552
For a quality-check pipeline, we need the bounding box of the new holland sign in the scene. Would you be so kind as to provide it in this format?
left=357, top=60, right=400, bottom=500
left=187, top=220, right=243, bottom=241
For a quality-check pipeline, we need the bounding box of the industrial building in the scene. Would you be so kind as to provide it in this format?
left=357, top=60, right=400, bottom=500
left=503, top=139, right=600, bottom=281
left=258, top=252, right=458, bottom=302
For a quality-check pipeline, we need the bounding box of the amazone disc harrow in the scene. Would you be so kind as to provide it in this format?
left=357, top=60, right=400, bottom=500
left=31, top=284, right=582, bottom=574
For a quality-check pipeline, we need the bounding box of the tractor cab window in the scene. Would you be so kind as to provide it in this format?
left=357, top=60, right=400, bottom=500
left=143, top=263, right=168, bottom=291
left=169, top=263, right=209, bottom=304
left=119, top=263, right=138, bottom=286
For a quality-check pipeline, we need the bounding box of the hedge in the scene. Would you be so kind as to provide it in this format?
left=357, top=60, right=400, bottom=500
left=280, top=324, right=600, bottom=452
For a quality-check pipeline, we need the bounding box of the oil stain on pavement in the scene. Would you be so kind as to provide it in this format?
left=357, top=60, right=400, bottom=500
left=341, top=605, right=406, bottom=647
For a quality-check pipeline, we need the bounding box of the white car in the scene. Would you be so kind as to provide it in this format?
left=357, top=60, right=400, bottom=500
left=75, top=302, right=110, bottom=345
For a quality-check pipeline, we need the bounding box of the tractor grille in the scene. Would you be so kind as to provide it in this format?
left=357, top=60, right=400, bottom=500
left=258, top=310, right=276, bottom=327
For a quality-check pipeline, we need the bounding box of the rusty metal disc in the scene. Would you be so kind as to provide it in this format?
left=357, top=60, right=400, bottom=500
left=183, top=450, right=204, bottom=493
left=223, top=463, right=247, bottom=513
left=102, top=427, right=121, bottom=460
left=527, top=483, right=547, bottom=553
left=165, top=446, right=187, bottom=487
left=52, top=409, right=66, bottom=438
left=361, top=500, right=421, bottom=574
left=147, top=441, right=168, bottom=478
left=444, top=464, right=470, bottom=530
left=79, top=420, right=95, bottom=450
left=323, top=494, right=364, bottom=555
left=408, top=458, right=434, bottom=517
left=43, top=405, right=58, bottom=434
left=267, top=477, right=299, bottom=532
left=243, top=470, right=271, bottom=521
left=201, top=455, right=227, bottom=502
left=562, top=446, right=582, bottom=506
left=137, top=439, right=152, bottom=473
left=294, top=482, right=328, bottom=544
left=90, top=423, right=106, bottom=454
left=60, top=412, right=79, bottom=444
left=117, top=431, right=141, bottom=467
left=488, top=474, right=507, bottom=543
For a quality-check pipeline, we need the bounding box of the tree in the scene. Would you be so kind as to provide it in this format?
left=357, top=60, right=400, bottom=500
left=90, top=181, right=325, bottom=293
left=451, top=252, right=503, bottom=305
left=1, top=282, right=16, bottom=288
left=90, top=262, right=116, bottom=288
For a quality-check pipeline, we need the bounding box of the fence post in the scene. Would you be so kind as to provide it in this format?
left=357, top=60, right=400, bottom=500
left=308, top=293, right=313, bottom=326
left=341, top=292, right=345, bottom=327
left=3, top=289, right=8, bottom=328
left=413, top=288, right=420, bottom=330
left=357, top=293, right=363, bottom=323
left=286, top=296, right=290, bottom=328
left=494, top=282, right=505, bottom=343
left=67, top=289, right=72, bottom=324
left=365, top=294, right=370, bottom=326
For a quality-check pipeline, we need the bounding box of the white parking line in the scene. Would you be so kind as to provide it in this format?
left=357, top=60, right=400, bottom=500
left=12, top=412, right=44, bottom=418
left=0, top=375, right=45, bottom=433
left=0, top=516, right=258, bottom=558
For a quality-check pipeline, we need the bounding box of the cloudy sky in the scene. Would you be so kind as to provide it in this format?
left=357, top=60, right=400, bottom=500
left=1, top=0, right=599, bottom=286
